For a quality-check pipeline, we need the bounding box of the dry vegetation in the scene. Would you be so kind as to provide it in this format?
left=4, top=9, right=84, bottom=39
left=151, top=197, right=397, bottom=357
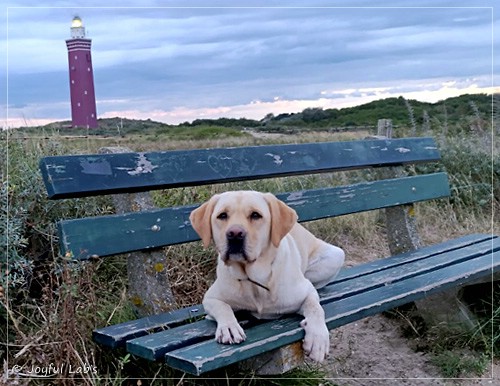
left=1, top=119, right=498, bottom=384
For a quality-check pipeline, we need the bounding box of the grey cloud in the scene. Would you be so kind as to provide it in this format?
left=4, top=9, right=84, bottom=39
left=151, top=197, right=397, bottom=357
left=3, top=3, right=497, bottom=124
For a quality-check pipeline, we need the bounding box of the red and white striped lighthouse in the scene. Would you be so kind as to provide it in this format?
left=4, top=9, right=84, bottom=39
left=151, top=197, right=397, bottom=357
left=66, top=16, right=98, bottom=129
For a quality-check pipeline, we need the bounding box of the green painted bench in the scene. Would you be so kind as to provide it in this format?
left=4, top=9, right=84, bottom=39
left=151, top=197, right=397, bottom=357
left=39, top=137, right=499, bottom=376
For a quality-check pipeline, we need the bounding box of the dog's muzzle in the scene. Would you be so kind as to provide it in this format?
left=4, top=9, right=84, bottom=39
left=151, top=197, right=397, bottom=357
left=224, top=225, right=247, bottom=262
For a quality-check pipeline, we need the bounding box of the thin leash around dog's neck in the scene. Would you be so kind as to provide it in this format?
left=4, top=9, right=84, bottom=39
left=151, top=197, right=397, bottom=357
left=231, top=261, right=271, bottom=292
left=238, top=277, right=270, bottom=292
left=234, top=262, right=271, bottom=291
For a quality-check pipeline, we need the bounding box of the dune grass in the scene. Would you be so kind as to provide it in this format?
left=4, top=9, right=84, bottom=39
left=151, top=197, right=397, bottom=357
left=1, top=121, right=498, bottom=384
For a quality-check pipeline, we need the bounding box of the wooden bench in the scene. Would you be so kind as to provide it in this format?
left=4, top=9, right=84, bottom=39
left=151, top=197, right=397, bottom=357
left=39, top=136, right=499, bottom=376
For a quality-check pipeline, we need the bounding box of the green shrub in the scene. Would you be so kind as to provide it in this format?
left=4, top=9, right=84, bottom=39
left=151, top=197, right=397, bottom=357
left=431, top=350, right=488, bottom=378
left=164, top=125, right=248, bottom=140
left=439, top=135, right=498, bottom=214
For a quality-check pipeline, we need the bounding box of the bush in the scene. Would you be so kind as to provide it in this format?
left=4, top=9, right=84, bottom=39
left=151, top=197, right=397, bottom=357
left=165, top=125, right=248, bottom=140
left=439, top=134, right=499, bottom=214
left=0, top=136, right=128, bottom=384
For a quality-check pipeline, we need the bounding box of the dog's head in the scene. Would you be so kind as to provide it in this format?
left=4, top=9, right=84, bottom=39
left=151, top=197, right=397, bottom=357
left=189, top=191, right=297, bottom=264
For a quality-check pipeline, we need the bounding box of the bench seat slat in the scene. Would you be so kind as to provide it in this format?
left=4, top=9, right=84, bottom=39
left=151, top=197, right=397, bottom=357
left=92, top=305, right=205, bottom=348
left=126, top=319, right=216, bottom=361
left=40, top=137, right=440, bottom=199
left=165, top=247, right=500, bottom=375
left=334, top=233, right=495, bottom=283
left=59, top=173, right=449, bottom=259
left=319, top=236, right=499, bottom=302
left=123, top=236, right=498, bottom=363
left=92, top=233, right=492, bottom=348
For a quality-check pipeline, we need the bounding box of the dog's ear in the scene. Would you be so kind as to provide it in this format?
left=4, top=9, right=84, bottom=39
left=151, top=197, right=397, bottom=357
left=264, top=193, right=298, bottom=247
left=190, top=195, right=220, bottom=248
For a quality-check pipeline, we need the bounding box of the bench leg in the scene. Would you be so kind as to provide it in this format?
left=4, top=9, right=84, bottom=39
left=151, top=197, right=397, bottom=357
left=100, top=147, right=176, bottom=316
left=238, top=341, right=304, bottom=375
left=384, top=204, right=421, bottom=255
left=127, top=249, right=176, bottom=315
left=385, top=203, right=483, bottom=330
left=380, top=163, right=475, bottom=330
left=414, top=288, right=478, bottom=329
left=416, top=275, right=500, bottom=330
left=371, top=134, right=421, bottom=255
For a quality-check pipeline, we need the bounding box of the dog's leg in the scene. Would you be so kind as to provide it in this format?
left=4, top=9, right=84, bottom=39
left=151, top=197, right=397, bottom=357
left=203, top=297, right=246, bottom=344
left=305, top=242, right=345, bottom=289
left=298, top=289, right=330, bottom=362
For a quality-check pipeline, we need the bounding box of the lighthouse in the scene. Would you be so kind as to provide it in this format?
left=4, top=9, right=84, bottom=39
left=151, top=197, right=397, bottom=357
left=66, top=16, right=98, bottom=129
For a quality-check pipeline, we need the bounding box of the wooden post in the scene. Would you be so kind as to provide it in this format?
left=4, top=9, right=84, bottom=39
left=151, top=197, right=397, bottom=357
left=368, top=129, right=421, bottom=255
left=99, top=147, right=175, bottom=317
left=377, top=118, right=393, bottom=138
left=370, top=131, right=477, bottom=329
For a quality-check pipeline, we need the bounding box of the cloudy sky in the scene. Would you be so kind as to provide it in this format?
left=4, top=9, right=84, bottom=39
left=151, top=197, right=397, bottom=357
left=2, top=0, right=499, bottom=128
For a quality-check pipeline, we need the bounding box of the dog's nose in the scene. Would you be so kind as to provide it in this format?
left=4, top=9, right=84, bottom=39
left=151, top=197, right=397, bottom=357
left=226, top=225, right=246, bottom=240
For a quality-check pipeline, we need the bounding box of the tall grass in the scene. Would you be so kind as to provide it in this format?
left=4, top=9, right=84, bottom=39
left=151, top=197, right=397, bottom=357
left=1, top=111, right=498, bottom=383
left=0, top=135, right=131, bottom=384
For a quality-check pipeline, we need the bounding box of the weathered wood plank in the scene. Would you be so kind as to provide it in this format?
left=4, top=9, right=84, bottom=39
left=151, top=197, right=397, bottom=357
left=286, top=172, right=450, bottom=222
left=333, top=233, right=495, bottom=283
left=124, top=313, right=260, bottom=361
left=165, top=248, right=500, bottom=375
left=126, top=319, right=216, bottom=361
left=93, top=233, right=494, bottom=348
left=59, top=173, right=449, bottom=259
left=319, top=237, right=499, bottom=302
left=123, top=237, right=499, bottom=362
left=40, top=137, right=440, bottom=199
left=93, top=305, right=205, bottom=348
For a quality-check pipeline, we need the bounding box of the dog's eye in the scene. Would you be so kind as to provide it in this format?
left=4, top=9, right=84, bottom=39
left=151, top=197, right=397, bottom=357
left=250, top=211, right=262, bottom=220
left=217, top=212, right=228, bottom=220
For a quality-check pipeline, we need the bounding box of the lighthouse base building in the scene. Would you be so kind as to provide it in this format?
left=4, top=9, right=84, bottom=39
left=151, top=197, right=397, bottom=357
left=66, top=16, right=98, bottom=129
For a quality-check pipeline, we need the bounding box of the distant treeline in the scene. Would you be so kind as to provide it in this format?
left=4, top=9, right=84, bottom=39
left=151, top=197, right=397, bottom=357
left=177, top=94, right=493, bottom=130
left=14, top=93, right=494, bottom=137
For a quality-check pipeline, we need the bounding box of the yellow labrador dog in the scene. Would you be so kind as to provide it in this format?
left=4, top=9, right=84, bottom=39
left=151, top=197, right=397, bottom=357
left=189, top=190, right=344, bottom=362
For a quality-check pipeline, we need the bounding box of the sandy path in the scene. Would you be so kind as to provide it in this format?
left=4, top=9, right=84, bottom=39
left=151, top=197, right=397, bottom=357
left=319, top=314, right=498, bottom=386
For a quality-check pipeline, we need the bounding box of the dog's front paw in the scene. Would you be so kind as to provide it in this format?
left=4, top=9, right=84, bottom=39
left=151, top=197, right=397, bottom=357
left=300, top=318, right=330, bottom=362
left=215, top=321, right=246, bottom=344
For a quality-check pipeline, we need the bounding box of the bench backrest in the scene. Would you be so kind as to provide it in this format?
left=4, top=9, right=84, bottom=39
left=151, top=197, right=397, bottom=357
left=39, top=137, right=450, bottom=259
